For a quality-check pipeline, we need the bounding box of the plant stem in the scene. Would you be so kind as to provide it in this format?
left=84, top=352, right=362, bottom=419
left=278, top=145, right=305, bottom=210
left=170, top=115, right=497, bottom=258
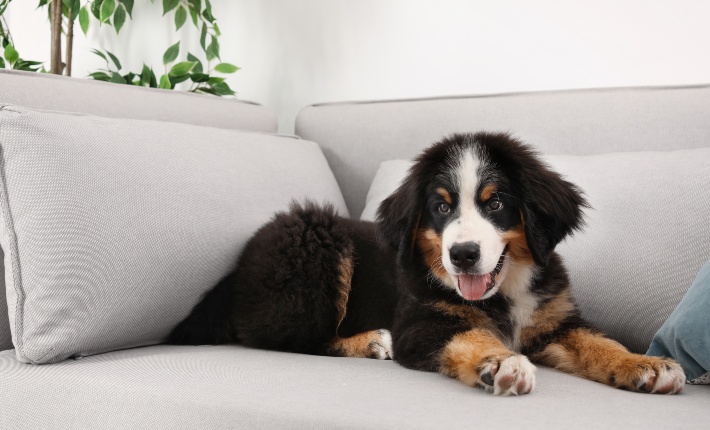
left=65, top=12, right=73, bottom=76
left=0, top=16, right=14, bottom=46
left=49, top=0, right=63, bottom=74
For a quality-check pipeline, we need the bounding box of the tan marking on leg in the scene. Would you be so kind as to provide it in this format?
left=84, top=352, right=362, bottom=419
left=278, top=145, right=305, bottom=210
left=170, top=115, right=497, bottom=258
left=519, top=289, right=576, bottom=348
left=327, top=330, right=391, bottom=359
left=436, top=187, right=452, bottom=204
left=439, top=329, right=514, bottom=387
left=479, top=184, right=497, bottom=201
left=417, top=228, right=448, bottom=281
left=534, top=328, right=684, bottom=393
left=334, top=249, right=354, bottom=329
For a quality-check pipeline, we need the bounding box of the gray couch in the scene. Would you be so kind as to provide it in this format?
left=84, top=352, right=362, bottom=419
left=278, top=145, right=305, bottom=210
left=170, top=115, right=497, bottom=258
left=0, top=69, right=708, bottom=429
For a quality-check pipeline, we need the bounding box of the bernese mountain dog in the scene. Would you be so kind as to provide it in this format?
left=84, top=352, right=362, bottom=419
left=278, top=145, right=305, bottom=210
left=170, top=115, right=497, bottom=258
left=168, top=132, right=685, bottom=396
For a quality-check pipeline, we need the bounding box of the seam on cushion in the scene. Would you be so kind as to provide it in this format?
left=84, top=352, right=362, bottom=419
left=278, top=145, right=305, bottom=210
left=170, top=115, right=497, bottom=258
left=0, top=69, right=265, bottom=107
left=300, top=83, right=710, bottom=109
left=0, top=107, right=29, bottom=361
left=0, top=104, right=297, bottom=141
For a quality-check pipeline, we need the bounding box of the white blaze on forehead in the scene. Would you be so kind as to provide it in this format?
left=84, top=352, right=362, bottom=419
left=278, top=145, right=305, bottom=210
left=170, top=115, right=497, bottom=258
left=441, top=148, right=506, bottom=275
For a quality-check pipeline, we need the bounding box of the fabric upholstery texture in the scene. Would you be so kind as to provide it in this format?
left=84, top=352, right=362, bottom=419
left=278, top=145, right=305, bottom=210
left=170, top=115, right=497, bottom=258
left=1, top=345, right=708, bottom=430
left=647, top=258, right=710, bottom=381
left=296, top=85, right=710, bottom=218
left=0, top=249, right=9, bottom=351
left=0, top=69, right=278, bottom=351
left=0, top=69, right=277, bottom=133
left=360, top=147, right=710, bottom=353
left=0, top=104, right=347, bottom=363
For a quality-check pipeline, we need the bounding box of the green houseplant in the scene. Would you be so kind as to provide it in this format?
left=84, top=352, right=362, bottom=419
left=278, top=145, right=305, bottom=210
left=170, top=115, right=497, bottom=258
left=0, top=0, right=238, bottom=96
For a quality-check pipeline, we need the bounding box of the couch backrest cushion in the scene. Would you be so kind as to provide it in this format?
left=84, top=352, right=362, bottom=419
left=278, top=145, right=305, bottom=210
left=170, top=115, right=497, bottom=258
left=0, top=104, right=346, bottom=363
left=296, top=85, right=710, bottom=218
left=0, top=70, right=277, bottom=133
left=358, top=147, right=710, bottom=353
left=0, top=70, right=278, bottom=352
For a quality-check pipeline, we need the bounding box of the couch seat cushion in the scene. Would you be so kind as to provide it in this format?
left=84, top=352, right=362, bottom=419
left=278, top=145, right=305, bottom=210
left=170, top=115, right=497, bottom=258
left=1, top=345, right=708, bottom=429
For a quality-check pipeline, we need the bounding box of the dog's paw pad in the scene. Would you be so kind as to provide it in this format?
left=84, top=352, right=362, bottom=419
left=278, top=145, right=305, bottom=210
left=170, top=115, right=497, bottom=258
left=638, top=359, right=685, bottom=394
left=492, top=355, right=536, bottom=396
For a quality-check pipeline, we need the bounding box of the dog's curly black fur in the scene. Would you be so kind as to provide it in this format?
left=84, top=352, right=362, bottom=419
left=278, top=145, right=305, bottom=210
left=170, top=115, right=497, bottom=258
left=168, top=132, right=686, bottom=395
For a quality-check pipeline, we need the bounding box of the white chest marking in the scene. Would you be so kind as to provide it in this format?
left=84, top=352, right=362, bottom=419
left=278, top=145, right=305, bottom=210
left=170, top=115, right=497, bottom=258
left=499, top=263, right=538, bottom=351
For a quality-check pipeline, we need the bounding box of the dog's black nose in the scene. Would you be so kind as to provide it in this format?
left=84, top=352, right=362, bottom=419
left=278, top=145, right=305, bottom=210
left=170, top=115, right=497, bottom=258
left=449, top=242, right=480, bottom=271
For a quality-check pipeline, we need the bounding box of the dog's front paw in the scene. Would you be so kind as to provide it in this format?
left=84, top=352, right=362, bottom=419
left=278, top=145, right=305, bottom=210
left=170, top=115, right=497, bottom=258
left=629, top=356, right=685, bottom=394
left=479, top=354, right=536, bottom=396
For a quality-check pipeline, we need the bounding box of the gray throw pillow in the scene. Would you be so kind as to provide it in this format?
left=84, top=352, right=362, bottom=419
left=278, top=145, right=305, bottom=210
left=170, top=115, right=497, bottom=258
left=361, top=148, right=710, bottom=353
left=0, top=104, right=348, bottom=364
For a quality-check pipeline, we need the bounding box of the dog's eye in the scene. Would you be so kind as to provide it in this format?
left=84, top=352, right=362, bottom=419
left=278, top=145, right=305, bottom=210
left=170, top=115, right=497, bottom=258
left=487, top=199, right=503, bottom=211
left=438, top=202, right=451, bottom=214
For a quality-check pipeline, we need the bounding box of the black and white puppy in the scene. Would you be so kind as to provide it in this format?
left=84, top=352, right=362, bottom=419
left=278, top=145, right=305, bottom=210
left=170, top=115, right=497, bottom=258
left=168, top=132, right=685, bottom=396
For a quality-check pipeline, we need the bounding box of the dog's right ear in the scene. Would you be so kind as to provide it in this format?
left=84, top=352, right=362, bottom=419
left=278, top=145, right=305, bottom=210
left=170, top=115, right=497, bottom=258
left=376, top=170, right=422, bottom=265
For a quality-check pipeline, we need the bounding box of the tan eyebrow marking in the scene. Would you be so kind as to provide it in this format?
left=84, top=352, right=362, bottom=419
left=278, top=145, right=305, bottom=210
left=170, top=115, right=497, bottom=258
left=436, top=188, right=452, bottom=204
left=480, top=184, right=497, bottom=201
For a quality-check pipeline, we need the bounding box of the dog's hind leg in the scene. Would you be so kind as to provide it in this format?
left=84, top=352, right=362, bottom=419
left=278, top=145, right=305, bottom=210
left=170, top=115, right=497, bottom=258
left=321, top=251, right=393, bottom=360
left=325, top=329, right=393, bottom=359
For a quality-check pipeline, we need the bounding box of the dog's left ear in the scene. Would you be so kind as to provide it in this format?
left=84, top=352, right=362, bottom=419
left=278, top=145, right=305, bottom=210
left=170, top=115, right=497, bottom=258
left=377, top=158, right=430, bottom=265
left=519, top=160, right=588, bottom=266
left=377, top=168, right=423, bottom=266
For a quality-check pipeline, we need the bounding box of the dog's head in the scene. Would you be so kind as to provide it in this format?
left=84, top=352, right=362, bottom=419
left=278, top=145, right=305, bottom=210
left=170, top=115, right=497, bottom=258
left=377, top=132, right=587, bottom=301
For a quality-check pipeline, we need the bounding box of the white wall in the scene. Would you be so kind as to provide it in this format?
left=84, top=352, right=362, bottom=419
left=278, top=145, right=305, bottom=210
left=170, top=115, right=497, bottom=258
left=6, top=0, right=710, bottom=133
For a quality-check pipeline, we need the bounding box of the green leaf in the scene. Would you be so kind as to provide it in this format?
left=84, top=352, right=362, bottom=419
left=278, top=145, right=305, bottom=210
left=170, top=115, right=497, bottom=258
left=106, top=50, right=122, bottom=70
left=170, top=73, right=191, bottom=85
left=0, top=57, right=5, bottom=68
left=114, top=4, right=126, bottom=34
left=91, top=0, right=102, bottom=20
left=159, top=74, right=171, bottom=89
left=37, top=0, right=49, bottom=8
left=79, top=6, right=90, bottom=35
left=169, top=61, right=196, bottom=77
left=140, top=64, right=151, bottom=86
left=202, top=8, right=214, bottom=23
left=91, top=48, right=108, bottom=64
left=69, top=0, right=80, bottom=20
left=120, top=0, right=134, bottom=17
left=211, top=82, right=235, bottom=96
left=188, top=6, right=198, bottom=27
left=4, top=44, right=19, bottom=65
left=213, top=22, right=221, bottom=37
left=199, top=23, right=207, bottom=50
left=189, top=72, right=209, bottom=83
left=88, top=71, right=111, bottom=81
left=174, top=6, right=187, bottom=30
left=100, top=0, right=115, bottom=23
left=110, top=72, right=126, bottom=84
left=162, top=0, right=179, bottom=16
left=188, top=0, right=202, bottom=12
left=214, top=63, right=238, bottom=74
left=149, top=68, right=158, bottom=88
left=207, top=76, right=224, bottom=85
left=162, top=41, right=180, bottom=65
left=206, top=36, right=219, bottom=61
left=186, top=53, right=203, bottom=73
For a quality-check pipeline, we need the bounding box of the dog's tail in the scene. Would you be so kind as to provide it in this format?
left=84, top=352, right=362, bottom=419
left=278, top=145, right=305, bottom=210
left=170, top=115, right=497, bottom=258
left=165, top=272, right=240, bottom=345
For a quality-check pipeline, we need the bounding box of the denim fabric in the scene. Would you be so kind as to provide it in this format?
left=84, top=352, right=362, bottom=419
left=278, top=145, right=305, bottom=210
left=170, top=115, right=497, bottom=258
left=648, top=258, right=710, bottom=381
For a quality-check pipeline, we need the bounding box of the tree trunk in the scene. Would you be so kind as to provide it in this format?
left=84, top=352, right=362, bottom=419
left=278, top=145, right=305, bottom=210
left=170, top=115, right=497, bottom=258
left=65, top=13, right=73, bottom=76
left=50, top=0, right=63, bottom=75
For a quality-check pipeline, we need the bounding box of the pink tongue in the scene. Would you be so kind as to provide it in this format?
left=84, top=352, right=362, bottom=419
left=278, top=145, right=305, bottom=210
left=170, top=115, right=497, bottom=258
left=458, top=274, right=491, bottom=301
